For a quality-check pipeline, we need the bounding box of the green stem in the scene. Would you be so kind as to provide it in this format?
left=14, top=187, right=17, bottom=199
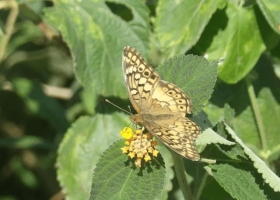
left=0, top=0, right=19, bottom=62
left=194, top=171, right=208, bottom=200
left=245, top=76, right=267, bottom=151
left=171, top=151, right=194, bottom=200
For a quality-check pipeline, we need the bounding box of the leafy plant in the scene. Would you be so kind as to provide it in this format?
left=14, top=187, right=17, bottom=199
left=1, top=0, right=280, bottom=200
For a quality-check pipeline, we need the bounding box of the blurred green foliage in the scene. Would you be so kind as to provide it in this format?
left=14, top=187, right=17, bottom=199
left=0, top=0, right=280, bottom=199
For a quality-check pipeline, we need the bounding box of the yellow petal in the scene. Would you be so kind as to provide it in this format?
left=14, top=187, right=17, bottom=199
left=120, top=127, right=133, bottom=139
left=128, top=152, right=135, bottom=158
left=147, top=147, right=154, bottom=153
left=153, top=150, right=159, bottom=157
left=144, top=154, right=151, bottom=162
left=121, top=147, right=128, bottom=154
left=137, top=152, right=143, bottom=158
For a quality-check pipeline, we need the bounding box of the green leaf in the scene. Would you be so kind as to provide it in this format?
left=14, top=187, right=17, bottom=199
left=225, top=123, right=280, bottom=193
left=256, top=0, right=280, bottom=35
left=254, top=6, right=280, bottom=50
left=208, top=163, right=268, bottom=200
left=44, top=0, right=150, bottom=99
left=11, top=158, right=38, bottom=188
left=81, top=87, right=98, bottom=115
left=12, top=78, right=69, bottom=133
left=18, top=2, right=44, bottom=22
left=0, top=136, right=54, bottom=149
left=200, top=173, right=233, bottom=199
left=257, top=88, right=280, bottom=153
left=203, top=103, right=235, bottom=129
left=200, top=3, right=265, bottom=83
left=57, top=114, right=129, bottom=200
left=233, top=88, right=280, bottom=160
left=6, top=21, right=43, bottom=57
left=157, top=54, right=218, bottom=115
left=203, top=103, right=224, bottom=126
left=155, top=0, right=222, bottom=56
left=223, top=103, right=235, bottom=126
left=196, top=128, right=235, bottom=147
left=90, top=140, right=165, bottom=200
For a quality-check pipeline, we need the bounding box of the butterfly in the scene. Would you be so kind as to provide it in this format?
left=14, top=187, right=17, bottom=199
left=122, top=46, right=201, bottom=161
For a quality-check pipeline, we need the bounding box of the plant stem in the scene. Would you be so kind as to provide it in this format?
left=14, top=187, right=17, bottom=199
left=171, top=151, right=194, bottom=200
left=195, top=171, right=208, bottom=200
left=0, top=0, right=19, bottom=62
left=245, top=76, right=267, bottom=151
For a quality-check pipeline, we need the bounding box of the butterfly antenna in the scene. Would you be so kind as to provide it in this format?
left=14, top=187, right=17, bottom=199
left=105, top=99, right=132, bottom=115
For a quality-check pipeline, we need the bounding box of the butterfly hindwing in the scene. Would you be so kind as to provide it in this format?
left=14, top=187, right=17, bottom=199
left=145, top=117, right=201, bottom=161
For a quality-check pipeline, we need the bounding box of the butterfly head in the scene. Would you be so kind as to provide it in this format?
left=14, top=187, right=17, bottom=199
left=130, top=114, right=145, bottom=126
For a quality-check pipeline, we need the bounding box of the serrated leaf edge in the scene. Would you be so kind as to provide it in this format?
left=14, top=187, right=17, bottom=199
left=225, top=123, right=280, bottom=192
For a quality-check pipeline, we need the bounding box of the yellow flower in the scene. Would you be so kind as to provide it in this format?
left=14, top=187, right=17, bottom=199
left=128, top=152, right=135, bottom=158
left=153, top=150, right=159, bottom=157
left=144, top=154, right=151, bottom=162
left=120, top=127, right=160, bottom=167
left=137, top=152, right=143, bottom=158
left=121, top=147, right=128, bottom=153
left=147, top=147, right=154, bottom=153
left=120, top=127, right=133, bottom=139
left=135, top=129, right=142, bottom=135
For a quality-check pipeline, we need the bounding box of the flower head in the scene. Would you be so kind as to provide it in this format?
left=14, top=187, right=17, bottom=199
left=120, top=127, right=159, bottom=167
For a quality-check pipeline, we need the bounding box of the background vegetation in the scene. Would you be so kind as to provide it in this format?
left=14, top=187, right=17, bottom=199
left=0, top=0, right=280, bottom=199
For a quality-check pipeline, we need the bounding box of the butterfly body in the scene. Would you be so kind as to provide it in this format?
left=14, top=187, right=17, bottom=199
left=123, top=46, right=201, bottom=161
left=130, top=113, right=181, bottom=126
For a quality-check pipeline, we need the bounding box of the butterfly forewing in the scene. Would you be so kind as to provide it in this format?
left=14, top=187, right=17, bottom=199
left=122, top=46, right=201, bottom=161
left=122, top=46, right=192, bottom=115
left=122, top=47, right=160, bottom=113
